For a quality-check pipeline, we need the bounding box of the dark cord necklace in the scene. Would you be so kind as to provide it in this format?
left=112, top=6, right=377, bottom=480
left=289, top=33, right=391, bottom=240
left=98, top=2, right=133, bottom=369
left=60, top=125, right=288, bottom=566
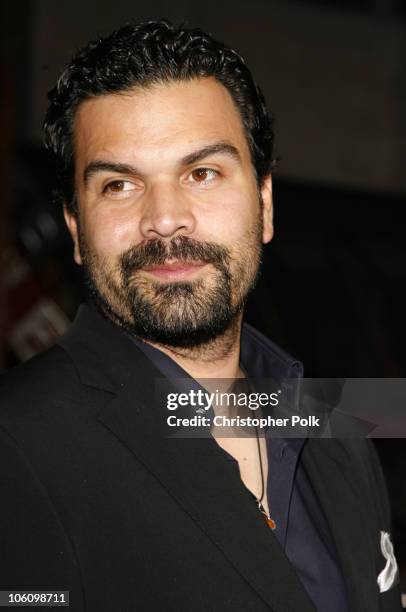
left=255, top=426, right=276, bottom=530
left=235, top=368, right=276, bottom=530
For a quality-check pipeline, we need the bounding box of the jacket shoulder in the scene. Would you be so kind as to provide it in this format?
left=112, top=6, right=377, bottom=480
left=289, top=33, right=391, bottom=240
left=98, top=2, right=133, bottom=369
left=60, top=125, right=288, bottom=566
left=0, top=344, right=82, bottom=415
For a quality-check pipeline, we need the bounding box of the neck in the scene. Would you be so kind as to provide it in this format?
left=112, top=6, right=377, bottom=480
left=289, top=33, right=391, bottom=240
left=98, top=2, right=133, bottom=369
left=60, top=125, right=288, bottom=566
left=144, top=313, right=245, bottom=380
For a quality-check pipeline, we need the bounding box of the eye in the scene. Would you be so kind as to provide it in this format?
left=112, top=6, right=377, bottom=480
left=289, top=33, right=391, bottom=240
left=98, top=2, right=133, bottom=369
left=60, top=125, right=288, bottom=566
left=102, top=180, right=136, bottom=197
left=188, top=167, right=219, bottom=185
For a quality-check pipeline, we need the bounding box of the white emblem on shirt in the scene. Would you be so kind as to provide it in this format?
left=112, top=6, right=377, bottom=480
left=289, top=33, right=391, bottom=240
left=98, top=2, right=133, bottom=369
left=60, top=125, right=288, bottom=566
left=377, top=531, right=398, bottom=593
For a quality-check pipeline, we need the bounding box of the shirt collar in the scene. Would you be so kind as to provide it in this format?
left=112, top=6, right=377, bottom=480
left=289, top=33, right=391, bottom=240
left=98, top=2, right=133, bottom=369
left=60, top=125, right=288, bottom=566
left=132, top=321, right=303, bottom=383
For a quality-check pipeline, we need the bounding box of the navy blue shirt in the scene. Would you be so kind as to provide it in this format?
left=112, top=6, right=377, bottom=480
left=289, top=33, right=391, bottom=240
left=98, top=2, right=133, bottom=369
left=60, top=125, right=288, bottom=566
left=133, top=325, right=349, bottom=612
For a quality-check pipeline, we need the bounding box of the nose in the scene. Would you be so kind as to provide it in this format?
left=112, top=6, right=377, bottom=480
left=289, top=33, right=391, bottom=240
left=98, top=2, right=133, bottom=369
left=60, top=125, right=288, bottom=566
left=139, top=183, right=197, bottom=240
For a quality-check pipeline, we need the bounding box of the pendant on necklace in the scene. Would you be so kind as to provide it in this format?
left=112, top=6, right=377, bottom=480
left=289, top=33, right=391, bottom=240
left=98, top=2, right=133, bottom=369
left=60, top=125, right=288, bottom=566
left=263, top=515, right=276, bottom=530
left=258, top=502, right=276, bottom=530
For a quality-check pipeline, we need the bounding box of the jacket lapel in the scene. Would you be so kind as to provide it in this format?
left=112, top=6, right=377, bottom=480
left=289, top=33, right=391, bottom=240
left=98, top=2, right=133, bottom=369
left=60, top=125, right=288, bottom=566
left=303, top=439, right=379, bottom=612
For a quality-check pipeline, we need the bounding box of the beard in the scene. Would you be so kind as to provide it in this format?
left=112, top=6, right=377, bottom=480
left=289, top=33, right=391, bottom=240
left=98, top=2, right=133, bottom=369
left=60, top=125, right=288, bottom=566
left=78, top=213, right=263, bottom=349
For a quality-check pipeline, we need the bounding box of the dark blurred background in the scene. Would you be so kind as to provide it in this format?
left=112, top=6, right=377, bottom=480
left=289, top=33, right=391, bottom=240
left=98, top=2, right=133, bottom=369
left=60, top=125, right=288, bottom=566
left=1, top=0, right=405, bottom=595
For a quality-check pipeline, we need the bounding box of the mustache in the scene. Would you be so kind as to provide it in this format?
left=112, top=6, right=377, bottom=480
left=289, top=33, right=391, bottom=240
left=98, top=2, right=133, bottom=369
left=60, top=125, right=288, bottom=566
left=120, top=236, right=231, bottom=277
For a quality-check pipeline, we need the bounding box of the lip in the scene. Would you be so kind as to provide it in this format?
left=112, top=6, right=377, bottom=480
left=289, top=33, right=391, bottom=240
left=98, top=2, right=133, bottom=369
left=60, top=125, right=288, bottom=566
left=141, top=261, right=208, bottom=280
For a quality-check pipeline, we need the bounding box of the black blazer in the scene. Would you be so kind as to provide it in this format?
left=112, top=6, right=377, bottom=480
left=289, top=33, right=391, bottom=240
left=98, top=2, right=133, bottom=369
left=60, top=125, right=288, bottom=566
left=0, top=305, right=402, bottom=611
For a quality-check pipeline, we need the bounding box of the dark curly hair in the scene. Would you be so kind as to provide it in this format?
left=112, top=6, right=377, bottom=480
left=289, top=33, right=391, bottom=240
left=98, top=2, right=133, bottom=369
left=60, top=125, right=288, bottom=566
left=44, top=19, right=275, bottom=215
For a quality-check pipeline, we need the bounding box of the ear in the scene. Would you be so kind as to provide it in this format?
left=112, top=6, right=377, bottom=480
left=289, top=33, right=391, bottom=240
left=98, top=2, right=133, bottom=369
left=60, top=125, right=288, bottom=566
left=260, top=174, right=273, bottom=244
left=63, top=206, right=82, bottom=265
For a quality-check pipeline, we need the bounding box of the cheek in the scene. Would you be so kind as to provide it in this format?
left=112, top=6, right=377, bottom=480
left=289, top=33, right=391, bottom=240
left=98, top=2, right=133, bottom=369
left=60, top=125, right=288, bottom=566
left=202, top=189, right=259, bottom=243
left=82, top=209, right=142, bottom=256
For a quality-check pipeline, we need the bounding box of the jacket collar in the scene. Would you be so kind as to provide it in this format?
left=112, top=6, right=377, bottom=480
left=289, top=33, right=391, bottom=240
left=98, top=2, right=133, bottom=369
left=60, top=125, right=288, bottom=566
left=58, top=302, right=156, bottom=393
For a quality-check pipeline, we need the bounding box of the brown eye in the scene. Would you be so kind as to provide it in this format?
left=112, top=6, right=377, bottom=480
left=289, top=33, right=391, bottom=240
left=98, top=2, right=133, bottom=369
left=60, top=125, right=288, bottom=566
left=103, top=180, right=135, bottom=196
left=192, top=168, right=209, bottom=182
left=189, top=168, right=219, bottom=184
left=105, top=180, right=125, bottom=192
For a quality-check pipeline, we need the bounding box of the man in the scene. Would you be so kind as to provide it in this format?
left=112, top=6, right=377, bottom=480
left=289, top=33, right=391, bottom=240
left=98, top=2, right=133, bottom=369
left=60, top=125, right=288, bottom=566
left=0, top=20, right=401, bottom=611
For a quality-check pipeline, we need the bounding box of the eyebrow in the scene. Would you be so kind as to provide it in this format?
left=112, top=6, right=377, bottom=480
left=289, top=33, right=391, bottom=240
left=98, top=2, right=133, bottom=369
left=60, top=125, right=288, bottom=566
left=83, top=140, right=241, bottom=185
left=180, top=141, right=241, bottom=166
left=84, top=161, right=137, bottom=185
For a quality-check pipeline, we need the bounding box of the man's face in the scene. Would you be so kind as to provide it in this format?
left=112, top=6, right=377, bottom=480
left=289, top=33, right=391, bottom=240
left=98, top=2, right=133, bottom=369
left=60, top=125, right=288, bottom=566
left=65, top=77, right=273, bottom=347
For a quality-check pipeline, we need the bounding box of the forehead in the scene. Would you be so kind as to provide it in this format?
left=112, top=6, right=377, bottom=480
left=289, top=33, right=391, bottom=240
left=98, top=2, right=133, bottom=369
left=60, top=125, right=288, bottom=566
left=73, top=77, right=251, bottom=166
